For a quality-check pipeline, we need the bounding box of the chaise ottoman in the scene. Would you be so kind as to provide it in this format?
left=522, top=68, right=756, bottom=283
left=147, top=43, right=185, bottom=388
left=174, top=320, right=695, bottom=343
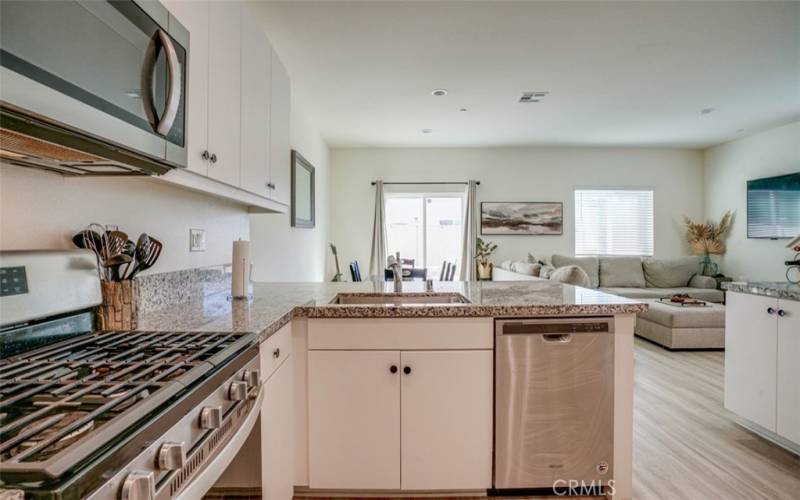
left=635, top=299, right=725, bottom=349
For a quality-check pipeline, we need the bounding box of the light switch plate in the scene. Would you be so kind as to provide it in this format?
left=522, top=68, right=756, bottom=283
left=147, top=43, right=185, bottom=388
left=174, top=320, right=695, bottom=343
left=189, top=229, right=206, bottom=252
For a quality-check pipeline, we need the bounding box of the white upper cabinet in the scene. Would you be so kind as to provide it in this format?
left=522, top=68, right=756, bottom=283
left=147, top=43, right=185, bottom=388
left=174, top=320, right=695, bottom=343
left=206, top=1, right=241, bottom=186
left=240, top=13, right=272, bottom=197
left=160, top=0, right=290, bottom=212
left=160, top=0, right=209, bottom=176
left=269, top=47, right=291, bottom=206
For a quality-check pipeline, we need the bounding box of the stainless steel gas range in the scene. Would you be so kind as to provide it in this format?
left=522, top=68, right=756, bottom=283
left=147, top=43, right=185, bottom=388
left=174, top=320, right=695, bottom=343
left=0, top=251, right=262, bottom=500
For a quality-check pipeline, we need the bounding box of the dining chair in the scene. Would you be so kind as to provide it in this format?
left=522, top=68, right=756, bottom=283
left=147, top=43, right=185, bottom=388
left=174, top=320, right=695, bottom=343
left=349, top=261, right=362, bottom=282
left=440, top=261, right=456, bottom=281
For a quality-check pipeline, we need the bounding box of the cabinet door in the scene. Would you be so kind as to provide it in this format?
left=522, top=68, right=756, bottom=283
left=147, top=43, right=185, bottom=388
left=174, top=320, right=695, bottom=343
left=162, top=0, right=209, bottom=175
left=724, top=292, right=778, bottom=431
left=400, top=350, right=493, bottom=490
left=261, top=355, right=294, bottom=500
left=207, top=1, right=241, bottom=186
left=268, top=48, right=291, bottom=205
left=240, top=11, right=271, bottom=196
left=777, top=299, right=800, bottom=444
left=308, top=350, right=400, bottom=489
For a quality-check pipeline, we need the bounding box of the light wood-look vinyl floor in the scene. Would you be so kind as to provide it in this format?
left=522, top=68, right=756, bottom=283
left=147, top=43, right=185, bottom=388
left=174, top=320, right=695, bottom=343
left=293, top=339, right=800, bottom=500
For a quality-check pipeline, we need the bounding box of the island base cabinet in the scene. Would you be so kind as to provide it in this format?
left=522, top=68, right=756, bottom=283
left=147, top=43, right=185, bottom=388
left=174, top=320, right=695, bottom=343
left=307, top=348, right=492, bottom=491
left=724, top=292, right=778, bottom=431
left=261, top=355, right=294, bottom=500
left=308, top=350, right=401, bottom=490
left=777, top=298, right=800, bottom=444
left=400, top=350, right=493, bottom=490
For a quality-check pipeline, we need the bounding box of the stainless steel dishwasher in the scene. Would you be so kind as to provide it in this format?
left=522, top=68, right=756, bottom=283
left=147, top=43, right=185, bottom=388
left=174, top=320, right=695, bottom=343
left=494, top=317, right=615, bottom=491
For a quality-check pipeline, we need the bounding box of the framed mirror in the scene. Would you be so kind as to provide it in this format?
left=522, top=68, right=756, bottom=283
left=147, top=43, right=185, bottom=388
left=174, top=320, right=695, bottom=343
left=291, top=150, right=315, bottom=228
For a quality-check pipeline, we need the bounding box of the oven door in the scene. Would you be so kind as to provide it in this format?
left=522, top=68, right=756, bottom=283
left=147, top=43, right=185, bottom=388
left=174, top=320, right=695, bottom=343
left=0, top=0, right=188, bottom=167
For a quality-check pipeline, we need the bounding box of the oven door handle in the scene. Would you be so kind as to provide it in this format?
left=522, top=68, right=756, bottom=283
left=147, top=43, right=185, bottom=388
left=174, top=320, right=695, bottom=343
left=174, top=383, right=264, bottom=500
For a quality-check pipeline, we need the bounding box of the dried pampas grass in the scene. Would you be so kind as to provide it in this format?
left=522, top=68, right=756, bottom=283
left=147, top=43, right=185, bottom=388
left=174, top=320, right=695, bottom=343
left=684, top=211, right=733, bottom=256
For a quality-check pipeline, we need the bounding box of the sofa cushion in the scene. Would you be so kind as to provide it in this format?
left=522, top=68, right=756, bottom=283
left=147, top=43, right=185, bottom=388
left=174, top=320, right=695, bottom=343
left=642, top=257, right=699, bottom=288
left=498, top=260, right=514, bottom=271
left=550, top=265, right=591, bottom=287
left=689, top=274, right=717, bottom=289
left=600, top=286, right=724, bottom=303
left=540, top=264, right=556, bottom=279
left=599, top=257, right=645, bottom=288
left=551, top=254, right=599, bottom=288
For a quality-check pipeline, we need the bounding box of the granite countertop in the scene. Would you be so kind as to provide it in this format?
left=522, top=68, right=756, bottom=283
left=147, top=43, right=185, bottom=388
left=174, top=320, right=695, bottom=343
left=723, top=281, right=800, bottom=301
left=137, top=280, right=646, bottom=343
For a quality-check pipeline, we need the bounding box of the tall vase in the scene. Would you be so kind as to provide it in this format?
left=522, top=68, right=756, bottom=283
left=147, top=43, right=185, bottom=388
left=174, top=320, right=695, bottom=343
left=700, top=253, right=718, bottom=276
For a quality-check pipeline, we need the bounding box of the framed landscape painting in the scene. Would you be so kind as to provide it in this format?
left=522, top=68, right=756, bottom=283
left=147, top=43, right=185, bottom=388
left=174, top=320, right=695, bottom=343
left=481, top=202, right=563, bottom=235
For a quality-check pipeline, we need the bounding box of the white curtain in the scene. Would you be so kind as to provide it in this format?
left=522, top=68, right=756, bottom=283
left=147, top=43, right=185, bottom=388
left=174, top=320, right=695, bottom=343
left=459, top=180, right=478, bottom=281
left=368, top=180, right=388, bottom=279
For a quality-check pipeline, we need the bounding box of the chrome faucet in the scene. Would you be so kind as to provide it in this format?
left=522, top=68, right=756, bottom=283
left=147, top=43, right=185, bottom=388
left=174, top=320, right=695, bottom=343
left=387, top=252, right=402, bottom=292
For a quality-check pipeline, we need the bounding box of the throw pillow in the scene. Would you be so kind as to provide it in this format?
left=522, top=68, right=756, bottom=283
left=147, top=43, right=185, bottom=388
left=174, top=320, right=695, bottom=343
left=539, top=264, right=556, bottom=279
left=498, top=260, right=514, bottom=271
left=642, top=257, right=700, bottom=288
left=551, top=254, right=599, bottom=288
left=549, top=265, right=591, bottom=287
left=512, top=261, right=541, bottom=276
left=599, top=257, right=645, bottom=288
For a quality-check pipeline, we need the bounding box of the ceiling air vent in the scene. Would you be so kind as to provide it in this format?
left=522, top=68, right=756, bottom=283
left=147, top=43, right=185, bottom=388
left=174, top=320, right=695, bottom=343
left=519, top=91, right=549, bottom=103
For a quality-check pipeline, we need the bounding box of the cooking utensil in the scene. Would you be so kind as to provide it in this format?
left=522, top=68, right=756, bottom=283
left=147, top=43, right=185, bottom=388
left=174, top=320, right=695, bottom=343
left=128, top=236, right=162, bottom=279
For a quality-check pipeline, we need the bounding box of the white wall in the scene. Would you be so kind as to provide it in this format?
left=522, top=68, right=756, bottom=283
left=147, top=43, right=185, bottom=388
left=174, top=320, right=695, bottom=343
left=0, top=164, right=249, bottom=274
left=330, top=147, right=704, bottom=272
left=250, top=99, right=332, bottom=281
left=703, top=121, right=800, bottom=281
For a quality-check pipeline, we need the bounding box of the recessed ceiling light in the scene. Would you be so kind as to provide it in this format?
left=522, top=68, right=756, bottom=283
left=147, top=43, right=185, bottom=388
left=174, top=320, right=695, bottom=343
left=737, top=128, right=745, bottom=133
left=431, top=89, right=448, bottom=97
left=700, top=108, right=715, bottom=115
left=459, top=108, right=468, bottom=112
left=422, top=128, right=433, bottom=134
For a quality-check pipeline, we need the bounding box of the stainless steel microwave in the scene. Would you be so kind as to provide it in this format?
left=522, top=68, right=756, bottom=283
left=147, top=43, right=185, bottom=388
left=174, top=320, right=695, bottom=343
left=0, top=0, right=189, bottom=175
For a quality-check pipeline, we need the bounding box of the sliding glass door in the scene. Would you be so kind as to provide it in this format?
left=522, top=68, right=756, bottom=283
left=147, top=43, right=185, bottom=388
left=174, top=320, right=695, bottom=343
left=385, top=193, right=464, bottom=279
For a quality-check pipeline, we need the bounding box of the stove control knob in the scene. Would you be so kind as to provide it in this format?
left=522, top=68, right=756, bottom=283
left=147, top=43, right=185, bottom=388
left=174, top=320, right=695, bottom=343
left=199, top=406, right=222, bottom=429
left=244, top=369, right=261, bottom=389
left=120, top=470, right=154, bottom=500
left=229, top=380, right=248, bottom=401
left=157, top=441, right=185, bottom=471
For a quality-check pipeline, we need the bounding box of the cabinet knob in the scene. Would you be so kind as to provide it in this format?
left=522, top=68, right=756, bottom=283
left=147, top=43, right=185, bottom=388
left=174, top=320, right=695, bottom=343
left=778, top=309, right=786, bottom=317
left=210, top=153, right=218, bottom=163
left=390, top=365, right=398, bottom=374
left=267, top=182, right=276, bottom=189
left=201, top=150, right=210, bottom=160
left=273, top=347, right=280, bottom=358
left=403, top=366, right=411, bottom=375
left=767, top=307, right=776, bottom=315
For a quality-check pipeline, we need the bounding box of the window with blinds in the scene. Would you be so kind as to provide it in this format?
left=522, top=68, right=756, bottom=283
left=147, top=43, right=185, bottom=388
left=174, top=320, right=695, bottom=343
left=574, top=189, right=654, bottom=256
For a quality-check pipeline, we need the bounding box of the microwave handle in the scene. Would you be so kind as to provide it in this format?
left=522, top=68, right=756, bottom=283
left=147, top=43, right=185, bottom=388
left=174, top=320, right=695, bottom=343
left=141, top=30, right=181, bottom=136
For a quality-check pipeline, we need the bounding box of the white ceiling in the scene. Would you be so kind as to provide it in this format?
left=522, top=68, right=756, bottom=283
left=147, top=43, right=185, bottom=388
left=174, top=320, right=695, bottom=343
left=252, top=1, right=800, bottom=149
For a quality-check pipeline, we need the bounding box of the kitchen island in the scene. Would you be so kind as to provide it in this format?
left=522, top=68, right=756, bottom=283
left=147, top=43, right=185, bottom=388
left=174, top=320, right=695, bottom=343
left=137, top=280, right=645, bottom=500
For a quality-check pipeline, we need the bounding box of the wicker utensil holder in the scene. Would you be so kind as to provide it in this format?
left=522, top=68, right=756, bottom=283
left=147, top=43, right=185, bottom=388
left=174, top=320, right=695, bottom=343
left=97, top=280, right=138, bottom=331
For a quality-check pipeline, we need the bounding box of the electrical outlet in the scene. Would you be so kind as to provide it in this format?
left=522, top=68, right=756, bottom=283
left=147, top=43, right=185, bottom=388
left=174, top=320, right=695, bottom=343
left=190, top=229, right=206, bottom=252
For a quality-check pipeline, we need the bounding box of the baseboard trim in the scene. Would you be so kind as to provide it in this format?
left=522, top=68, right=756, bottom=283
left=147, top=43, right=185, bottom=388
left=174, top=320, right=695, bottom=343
left=206, top=486, right=262, bottom=497
left=735, top=417, right=800, bottom=456
left=293, top=487, right=487, bottom=498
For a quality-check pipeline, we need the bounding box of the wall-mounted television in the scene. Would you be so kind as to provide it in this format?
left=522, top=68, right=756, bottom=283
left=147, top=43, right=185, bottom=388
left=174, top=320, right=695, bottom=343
left=747, top=172, right=800, bottom=239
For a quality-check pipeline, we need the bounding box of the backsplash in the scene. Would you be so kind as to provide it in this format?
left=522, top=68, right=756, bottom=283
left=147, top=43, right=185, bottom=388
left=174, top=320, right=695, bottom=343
left=136, top=265, right=232, bottom=314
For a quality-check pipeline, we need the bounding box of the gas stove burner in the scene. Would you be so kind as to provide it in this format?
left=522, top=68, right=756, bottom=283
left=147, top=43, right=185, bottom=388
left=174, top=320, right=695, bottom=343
left=11, top=412, right=95, bottom=458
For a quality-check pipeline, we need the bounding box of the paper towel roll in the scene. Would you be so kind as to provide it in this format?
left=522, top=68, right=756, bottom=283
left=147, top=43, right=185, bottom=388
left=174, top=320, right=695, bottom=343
left=231, top=239, right=251, bottom=298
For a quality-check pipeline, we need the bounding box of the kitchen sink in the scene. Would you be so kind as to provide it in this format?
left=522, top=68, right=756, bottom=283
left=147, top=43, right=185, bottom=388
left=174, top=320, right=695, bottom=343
left=330, top=293, right=470, bottom=305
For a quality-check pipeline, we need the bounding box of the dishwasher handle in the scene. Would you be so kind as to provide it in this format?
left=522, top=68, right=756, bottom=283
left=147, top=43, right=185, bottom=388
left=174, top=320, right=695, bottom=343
left=496, top=317, right=614, bottom=336
left=542, top=334, right=572, bottom=343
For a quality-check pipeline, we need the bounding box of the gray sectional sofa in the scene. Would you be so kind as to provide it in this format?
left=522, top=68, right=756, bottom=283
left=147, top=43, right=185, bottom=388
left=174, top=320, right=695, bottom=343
left=493, top=254, right=724, bottom=303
